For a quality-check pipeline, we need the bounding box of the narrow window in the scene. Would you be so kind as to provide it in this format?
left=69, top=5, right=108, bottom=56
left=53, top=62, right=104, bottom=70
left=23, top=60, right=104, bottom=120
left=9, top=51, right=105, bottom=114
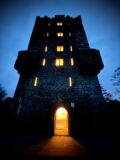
left=57, top=22, right=63, bottom=26
left=56, top=59, right=59, bottom=66
left=70, top=58, right=74, bottom=66
left=70, top=46, right=73, bottom=52
left=60, top=59, right=64, bottom=66
left=47, top=32, right=49, bottom=37
left=57, top=46, right=64, bottom=52
left=55, top=58, right=64, bottom=66
left=69, top=33, right=71, bottom=37
left=42, top=58, right=46, bottom=66
left=45, top=46, right=48, bottom=52
left=34, top=77, right=38, bottom=87
left=57, top=32, right=63, bottom=37
left=69, top=77, right=72, bottom=87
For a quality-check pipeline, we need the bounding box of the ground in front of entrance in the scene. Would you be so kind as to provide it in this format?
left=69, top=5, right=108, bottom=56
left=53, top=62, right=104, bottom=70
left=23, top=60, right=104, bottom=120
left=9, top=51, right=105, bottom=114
left=0, top=135, right=114, bottom=159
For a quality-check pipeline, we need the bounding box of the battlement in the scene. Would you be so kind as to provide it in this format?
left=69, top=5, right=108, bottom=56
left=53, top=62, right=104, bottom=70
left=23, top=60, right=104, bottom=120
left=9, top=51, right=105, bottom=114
left=76, top=49, right=104, bottom=75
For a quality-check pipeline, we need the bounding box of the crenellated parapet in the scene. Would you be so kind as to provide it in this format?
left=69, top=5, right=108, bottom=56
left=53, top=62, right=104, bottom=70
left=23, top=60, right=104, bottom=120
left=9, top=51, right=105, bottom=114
left=14, top=50, right=42, bottom=75
left=76, top=49, right=104, bottom=75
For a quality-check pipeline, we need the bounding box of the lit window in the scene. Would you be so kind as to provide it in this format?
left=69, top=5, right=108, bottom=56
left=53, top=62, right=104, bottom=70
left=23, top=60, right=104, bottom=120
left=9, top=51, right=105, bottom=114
left=69, top=77, right=72, bottom=87
left=42, top=58, right=46, bottom=66
left=70, top=46, right=73, bottom=52
left=57, top=22, right=63, bottom=26
left=34, top=77, right=38, bottom=87
left=57, top=46, right=64, bottom=52
left=57, top=32, right=63, bottom=37
left=70, top=58, right=74, bottom=66
left=45, top=46, right=48, bottom=52
left=55, top=58, right=64, bottom=66
left=69, top=33, right=71, bottom=37
left=47, top=32, right=49, bottom=37
left=48, top=23, right=50, bottom=26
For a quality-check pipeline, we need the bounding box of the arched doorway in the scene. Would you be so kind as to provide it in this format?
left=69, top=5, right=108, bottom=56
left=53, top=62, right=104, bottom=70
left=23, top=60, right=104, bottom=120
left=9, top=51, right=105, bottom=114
left=54, top=107, right=69, bottom=136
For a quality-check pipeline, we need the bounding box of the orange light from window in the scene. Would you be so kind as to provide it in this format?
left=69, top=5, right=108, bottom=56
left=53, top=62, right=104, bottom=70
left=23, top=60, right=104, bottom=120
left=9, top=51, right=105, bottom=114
left=57, top=22, right=62, bottom=26
left=69, top=33, right=71, bottom=36
left=69, top=77, right=72, bottom=87
left=57, top=32, right=63, bottom=37
left=57, top=46, right=64, bottom=52
left=56, top=59, right=59, bottom=66
left=71, top=58, right=74, bottom=66
left=55, top=58, right=64, bottom=66
left=34, top=77, right=38, bottom=87
left=42, top=59, right=46, bottom=66
left=47, top=32, right=49, bottom=37
left=60, top=59, right=64, bottom=66
left=45, top=46, right=48, bottom=52
left=70, top=46, right=73, bottom=52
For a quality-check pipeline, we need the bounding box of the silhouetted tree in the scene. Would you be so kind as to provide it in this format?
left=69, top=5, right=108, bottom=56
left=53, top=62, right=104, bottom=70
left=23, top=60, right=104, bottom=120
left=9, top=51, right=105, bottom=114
left=0, top=84, right=6, bottom=110
left=0, top=84, right=13, bottom=113
left=0, top=85, right=15, bottom=135
left=112, top=66, right=120, bottom=86
left=2, top=97, right=13, bottom=113
left=0, top=84, right=6, bottom=101
left=112, top=66, right=120, bottom=99
left=101, top=86, right=113, bottom=102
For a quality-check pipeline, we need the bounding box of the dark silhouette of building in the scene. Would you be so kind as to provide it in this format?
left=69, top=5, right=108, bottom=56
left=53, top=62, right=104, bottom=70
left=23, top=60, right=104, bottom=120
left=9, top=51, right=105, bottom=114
left=12, top=15, right=105, bottom=136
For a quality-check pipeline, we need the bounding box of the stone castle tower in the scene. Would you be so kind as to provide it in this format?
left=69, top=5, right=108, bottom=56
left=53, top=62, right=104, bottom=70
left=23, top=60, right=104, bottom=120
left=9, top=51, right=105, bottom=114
left=13, top=15, right=105, bottom=136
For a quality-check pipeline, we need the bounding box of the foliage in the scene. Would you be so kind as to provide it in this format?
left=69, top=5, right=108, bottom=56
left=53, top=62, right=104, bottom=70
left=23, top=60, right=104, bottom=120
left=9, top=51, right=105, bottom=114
left=112, top=66, right=120, bottom=99
left=101, top=86, right=113, bottom=102
left=0, top=84, right=6, bottom=101
left=112, top=66, right=120, bottom=86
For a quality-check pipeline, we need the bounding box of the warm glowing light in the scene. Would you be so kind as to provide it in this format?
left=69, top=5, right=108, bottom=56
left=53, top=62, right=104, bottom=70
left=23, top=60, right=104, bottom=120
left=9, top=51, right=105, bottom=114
left=69, top=77, right=72, bottom=87
left=56, top=59, right=59, bottom=66
left=42, top=59, right=46, bottom=66
left=71, top=58, right=74, bottom=66
left=57, top=46, right=64, bottom=52
left=55, top=58, right=64, bottom=66
left=57, top=22, right=62, bottom=26
left=60, top=59, right=64, bottom=66
left=56, top=107, right=67, bottom=119
left=48, top=23, right=50, bottom=26
left=47, top=32, right=49, bottom=37
left=45, top=46, right=48, bottom=52
left=34, top=77, right=38, bottom=87
left=54, top=107, right=69, bottom=135
left=70, top=46, right=73, bottom=52
left=57, top=32, right=63, bottom=37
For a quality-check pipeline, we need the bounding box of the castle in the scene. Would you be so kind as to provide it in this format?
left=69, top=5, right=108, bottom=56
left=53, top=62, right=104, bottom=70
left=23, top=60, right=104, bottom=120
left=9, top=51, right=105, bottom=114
left=12, top=15, right=105, bottom=136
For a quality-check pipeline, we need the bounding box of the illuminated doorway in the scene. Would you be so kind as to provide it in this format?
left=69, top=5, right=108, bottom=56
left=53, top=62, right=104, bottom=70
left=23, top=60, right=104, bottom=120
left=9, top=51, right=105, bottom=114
left=54, top=107, right=69, bottom=136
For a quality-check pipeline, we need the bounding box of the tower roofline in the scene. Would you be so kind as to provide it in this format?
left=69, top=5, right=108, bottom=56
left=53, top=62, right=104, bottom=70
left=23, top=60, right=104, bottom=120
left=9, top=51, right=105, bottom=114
left=36, top=15, right=81, bottom=20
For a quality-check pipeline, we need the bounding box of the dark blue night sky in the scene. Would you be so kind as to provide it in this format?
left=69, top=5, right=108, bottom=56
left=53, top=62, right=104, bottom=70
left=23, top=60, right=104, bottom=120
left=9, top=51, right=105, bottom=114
left=0, top=0, right=120, bottom=99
